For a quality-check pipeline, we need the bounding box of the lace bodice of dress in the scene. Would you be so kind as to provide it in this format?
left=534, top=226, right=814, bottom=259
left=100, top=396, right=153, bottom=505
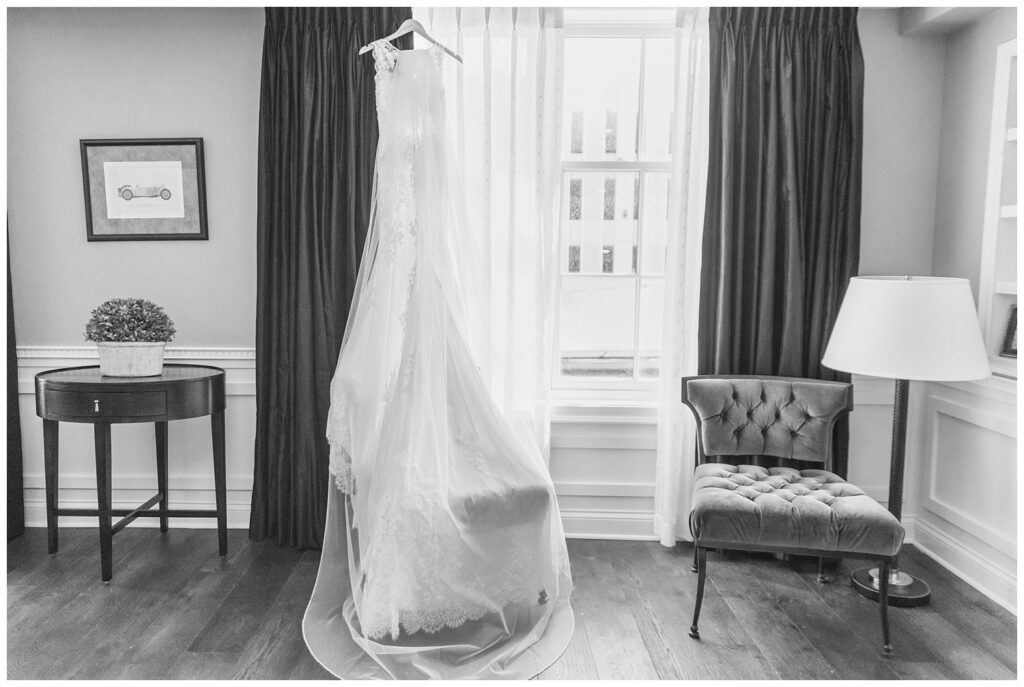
left=370, top=39, right=445, bottom=116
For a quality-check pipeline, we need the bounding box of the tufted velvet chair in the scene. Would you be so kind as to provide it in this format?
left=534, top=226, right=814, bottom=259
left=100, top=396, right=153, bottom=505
left=681, top=376, right=904, bottom=656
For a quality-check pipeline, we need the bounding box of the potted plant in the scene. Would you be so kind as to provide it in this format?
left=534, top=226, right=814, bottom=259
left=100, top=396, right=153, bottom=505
left=85, top=298, right=176, bottom=376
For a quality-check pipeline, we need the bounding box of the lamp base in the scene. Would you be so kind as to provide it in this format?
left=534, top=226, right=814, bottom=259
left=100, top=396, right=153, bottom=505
left=851, top=567, right=931, bottom=607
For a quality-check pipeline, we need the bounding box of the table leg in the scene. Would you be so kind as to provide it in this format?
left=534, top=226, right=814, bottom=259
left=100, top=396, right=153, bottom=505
left=43, top=419, right=59, bottom=554
left=212, top=410, right=227, bottom=556
left=94, top=423, right=113, bottom=582
left=155, top=421, right=169, bottom=533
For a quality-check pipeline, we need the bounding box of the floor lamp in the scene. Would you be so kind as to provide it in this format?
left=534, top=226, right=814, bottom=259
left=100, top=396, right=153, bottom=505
left=822, top=276, right=991, bottom=607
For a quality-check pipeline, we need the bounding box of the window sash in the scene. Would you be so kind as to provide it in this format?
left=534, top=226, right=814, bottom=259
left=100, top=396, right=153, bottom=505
left=555, top=29, right=673, bottom=391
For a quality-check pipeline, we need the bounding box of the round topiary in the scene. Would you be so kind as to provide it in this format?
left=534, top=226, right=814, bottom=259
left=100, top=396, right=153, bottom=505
left=84, top=298, right=176, bottom=343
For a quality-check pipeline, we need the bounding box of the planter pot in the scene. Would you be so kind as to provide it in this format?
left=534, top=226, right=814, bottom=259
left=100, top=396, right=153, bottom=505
left=95, top=342, right=167, bottom=377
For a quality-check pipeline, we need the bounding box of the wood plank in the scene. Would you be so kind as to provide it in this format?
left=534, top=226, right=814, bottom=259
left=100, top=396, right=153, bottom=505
left=898, top=547, right=1018, bottom=673
left=567, top=539, right=659, bottom=679
left=643, top=544, right=778, bottom=680
left=751, top=558, right=900, bottom=679
left=187, top=539, right=302, bottom=654
left=289, top=649, right=336, bottom=680
left=107, top=531, right=262, bottom=679
left=69, top=588, right=169, bottom=679
left=720, top=591, right=838, bottom=679
left=589, top=635, right=661, bottom=680
left=896, top=600, right=1016, bottom=679
left=6, top=531, right=1017, bottom=681
left=537, top=542, right=600, bottom=679
left=7, top=590, right=118, bottom=679
left=166, top=651, right=239, bottom=679
left=789, top=557, right=950, bottom=679
left=536, top=604, right=599, bottom=680
left=708, top=553, right=837, bottom=680
left=231, top=561, right=322, bottom=679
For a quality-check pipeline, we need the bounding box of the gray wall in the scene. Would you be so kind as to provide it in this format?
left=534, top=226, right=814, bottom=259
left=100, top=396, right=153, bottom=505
left=932, top=7, right=1017, bottom=293
left=7, top=7, right=265, bottom=347
left=858, top=8, right=947, bottom=277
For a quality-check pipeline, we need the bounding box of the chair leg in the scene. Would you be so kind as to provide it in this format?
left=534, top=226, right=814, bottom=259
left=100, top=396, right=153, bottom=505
left=879, top=559, right=893, bottom=657
left=689, top=547, right=707, bottom=639
left=817, top=556, right=830, bottom=583
left=691, top=542, right=699, bottom=573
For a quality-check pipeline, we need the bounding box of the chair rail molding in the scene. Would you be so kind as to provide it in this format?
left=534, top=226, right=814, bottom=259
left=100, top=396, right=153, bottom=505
left=17, top=345, right=256, bottom=360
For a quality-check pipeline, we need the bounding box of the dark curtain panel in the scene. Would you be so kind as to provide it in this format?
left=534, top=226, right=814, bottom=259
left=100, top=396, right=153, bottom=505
left=699, top=8, right=864, bottom=476
left=251, top=7, right=412, bottom=548
left=8, top=239, right=25, bottom=540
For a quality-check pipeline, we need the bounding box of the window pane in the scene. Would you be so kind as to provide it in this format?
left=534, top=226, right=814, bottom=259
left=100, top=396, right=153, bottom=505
left=605, top=110, right=618, bottom=153
left=642, top=38, right=675, bottom=160
left=560, top=277, right=636, bottom=378
left=562, top=172, right=638, bottom=275
left=563, top=38, right=641, bottom=161
left=641, top=172, right=670, bottom=275
left=637, top=278, right=665, bottom=378
left=569, top=178, right=582, bottom=220
left=603, top=176, right=616, bottom=220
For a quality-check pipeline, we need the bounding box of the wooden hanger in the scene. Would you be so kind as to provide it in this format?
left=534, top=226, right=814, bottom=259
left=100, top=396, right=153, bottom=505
left=359, top=19, right=463, bottom=64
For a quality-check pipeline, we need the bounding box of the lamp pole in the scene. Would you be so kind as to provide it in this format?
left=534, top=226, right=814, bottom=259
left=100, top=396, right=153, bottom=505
left=850, top=378, right=931, bottom=606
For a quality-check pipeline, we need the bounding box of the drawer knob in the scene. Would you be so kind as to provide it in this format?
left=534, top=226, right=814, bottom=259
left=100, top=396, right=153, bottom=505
left=94, top=400, right=100, bottom=412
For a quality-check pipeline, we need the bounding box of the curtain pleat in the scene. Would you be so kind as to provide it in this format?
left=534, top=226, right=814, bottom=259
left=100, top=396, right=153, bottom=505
left=654, top=9, right=710, bottom=546
left=251, top=7, right=412, bottom=548
left=413, top=8, right=564, bottom=460
left=699, top=7, right=863, bottom=476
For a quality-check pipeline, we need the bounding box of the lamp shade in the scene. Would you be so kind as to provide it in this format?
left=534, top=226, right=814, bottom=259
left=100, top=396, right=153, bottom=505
left=822, top=276, right=991, bottom=381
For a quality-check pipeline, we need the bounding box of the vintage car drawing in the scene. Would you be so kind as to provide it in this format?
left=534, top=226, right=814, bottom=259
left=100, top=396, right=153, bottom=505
left=118, top=184, right=172, bottom=201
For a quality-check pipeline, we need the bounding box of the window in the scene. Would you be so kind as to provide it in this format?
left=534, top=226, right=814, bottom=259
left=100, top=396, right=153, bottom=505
left=555, top=12, right=676, bottom=386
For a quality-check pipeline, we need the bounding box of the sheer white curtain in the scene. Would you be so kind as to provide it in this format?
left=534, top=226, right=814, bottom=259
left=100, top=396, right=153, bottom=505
left=413, top=7, right=564, bottom=460
left=654, top=8, right=710, bottom=546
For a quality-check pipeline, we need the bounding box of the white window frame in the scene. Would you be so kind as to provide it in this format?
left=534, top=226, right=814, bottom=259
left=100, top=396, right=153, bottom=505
left=552, top=10, right=676, bottom=400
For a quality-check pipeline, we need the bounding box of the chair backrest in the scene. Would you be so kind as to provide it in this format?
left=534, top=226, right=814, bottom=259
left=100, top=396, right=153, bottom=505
left=680, top=375, right=853, bottom=469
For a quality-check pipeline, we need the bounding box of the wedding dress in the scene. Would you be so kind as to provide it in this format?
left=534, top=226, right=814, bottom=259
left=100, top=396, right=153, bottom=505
left=302, top=40, right=574, bottom=680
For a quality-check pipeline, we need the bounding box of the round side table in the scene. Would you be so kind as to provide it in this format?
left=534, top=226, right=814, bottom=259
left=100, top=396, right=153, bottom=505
left=34, top=364, right=228, bottom=582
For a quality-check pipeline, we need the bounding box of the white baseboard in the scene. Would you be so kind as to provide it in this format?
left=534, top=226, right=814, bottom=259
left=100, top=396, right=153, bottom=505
left=560, top=509, right=657, bottom=540
left=913, top=516, right=1016, bottom=613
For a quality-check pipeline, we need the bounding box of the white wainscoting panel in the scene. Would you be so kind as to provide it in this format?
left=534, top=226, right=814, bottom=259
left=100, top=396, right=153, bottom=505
left=17, top=347, right=256, bottom=530
left=550, top=404, right=660, bottom=540
left=911, top=379, right=1017, bottom=612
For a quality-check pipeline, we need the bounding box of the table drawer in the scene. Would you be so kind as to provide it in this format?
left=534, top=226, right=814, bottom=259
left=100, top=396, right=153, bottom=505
left=44, top=389, right=167, bottom=419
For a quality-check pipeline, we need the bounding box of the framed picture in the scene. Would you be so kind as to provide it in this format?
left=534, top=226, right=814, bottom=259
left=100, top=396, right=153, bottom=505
left=999, top=304, right=1017, bottom=358
left=80, top=138, right=208, bottom=241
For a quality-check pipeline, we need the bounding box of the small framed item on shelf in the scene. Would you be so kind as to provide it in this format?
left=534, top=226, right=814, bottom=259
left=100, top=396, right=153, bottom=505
left=999, top=305, right=1017, bottom=358
left=80, top=137, right=208, bottom=241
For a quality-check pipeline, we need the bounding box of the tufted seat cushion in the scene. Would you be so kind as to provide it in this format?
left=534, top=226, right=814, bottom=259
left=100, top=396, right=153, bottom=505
left=690, top=464, right=904, bottom=557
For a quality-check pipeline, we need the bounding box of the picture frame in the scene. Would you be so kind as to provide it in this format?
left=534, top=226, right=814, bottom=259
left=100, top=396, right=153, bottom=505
left=999, top=304, right=1017, bottom=358
left=80, top=138, right=208, bottom=241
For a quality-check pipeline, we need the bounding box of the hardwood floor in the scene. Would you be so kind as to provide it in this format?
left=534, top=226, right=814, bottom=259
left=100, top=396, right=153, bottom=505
left=7, top=528, right=1017, bottom=680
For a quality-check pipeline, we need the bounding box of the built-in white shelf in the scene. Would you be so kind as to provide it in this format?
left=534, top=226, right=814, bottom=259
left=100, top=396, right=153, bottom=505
left=1008, top=127, right=1018, bottom=141
left=995, top=281, right=1018, bottom=295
